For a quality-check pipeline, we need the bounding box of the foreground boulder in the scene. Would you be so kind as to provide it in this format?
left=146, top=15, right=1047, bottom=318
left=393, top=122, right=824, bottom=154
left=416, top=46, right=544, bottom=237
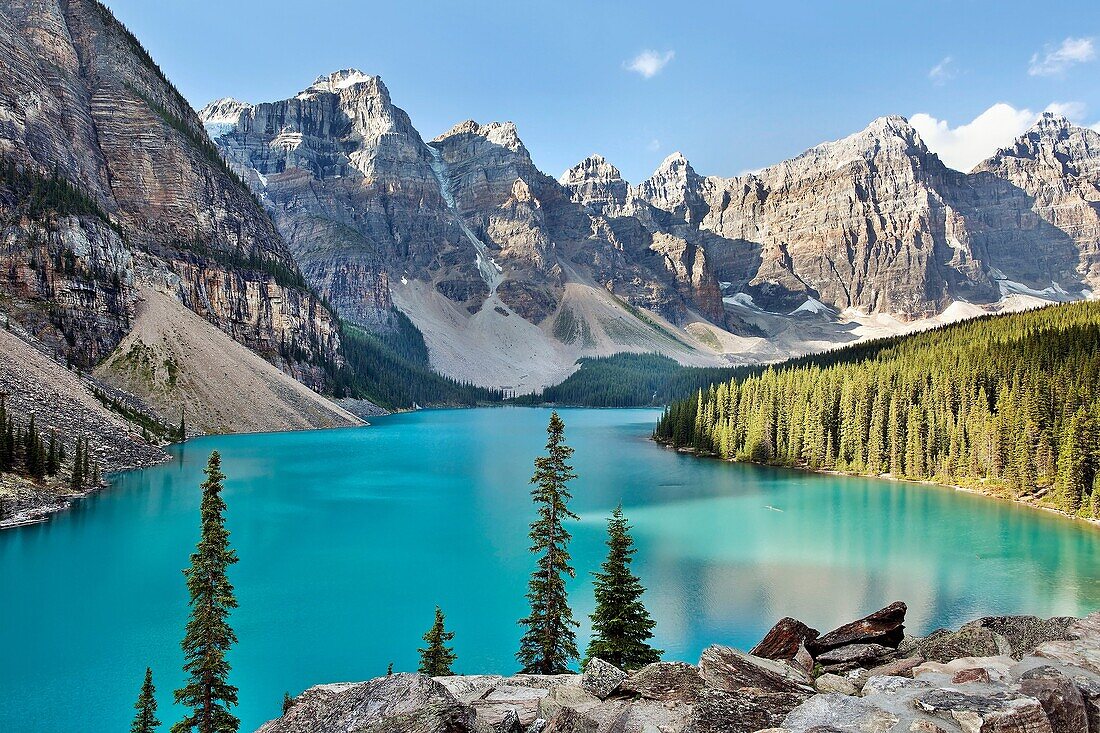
left=750, top=617, right=820, bottom=663
left=255, top=610, right=1100, bottom=733
left=257, top=674, right=475, bottom=733
left=579, top=659, right=626, bottom=700
left=807, top=601, right=907, bottom=655
left=697, top=645, right=813, bottom=695
left=913, top=689, right=1053, bottom=733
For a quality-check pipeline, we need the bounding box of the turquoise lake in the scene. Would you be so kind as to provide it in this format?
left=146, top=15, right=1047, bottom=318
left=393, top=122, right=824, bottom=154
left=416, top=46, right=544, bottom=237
left=2, top=406, right=1099, bottom=732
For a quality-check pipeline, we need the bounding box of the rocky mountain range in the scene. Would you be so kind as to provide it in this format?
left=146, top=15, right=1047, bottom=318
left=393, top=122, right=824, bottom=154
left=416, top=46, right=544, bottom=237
left=202, top=73, right=1100, bottom=391
left=3, top=0, right=1099, bottom=416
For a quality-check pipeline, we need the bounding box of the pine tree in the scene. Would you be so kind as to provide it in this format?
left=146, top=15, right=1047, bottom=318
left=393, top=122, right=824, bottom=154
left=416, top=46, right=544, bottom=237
left=516, top=411, right=580, bottom=674
left=131, top=667, right=160, bottom=733
left=71, top=438, right=84, bottom=490
left=417, top=606, right=457, bottom=676
left=281, top=693, right=294, bottom=716
left=1056, top=408, right=1091, bottom=515
left=173, top=451, right=240, bottom=733
left=179, top=408, right=187, bottom=443
left=584, top=506, right=662, bottom=670
left=46, top=432, right=59, bottom=476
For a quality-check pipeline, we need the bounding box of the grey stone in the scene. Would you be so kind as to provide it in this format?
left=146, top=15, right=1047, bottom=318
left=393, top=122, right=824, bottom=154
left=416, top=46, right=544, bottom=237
left=255, top=673, right=476, bottom=733
left=580, top=658, right=626, bottom=699
left=698, top=645, right=813, bottom=695
left=813, top=674, right=858, bottom=696
left=619, top=661, right=705, bottom=703
left=781, top=693, right=900, bottom=732
left=815, top=644, right=895, bottom=667
left=684, top=688, right=805, bottom=733
left=912, top=689, right=1054, bottom=733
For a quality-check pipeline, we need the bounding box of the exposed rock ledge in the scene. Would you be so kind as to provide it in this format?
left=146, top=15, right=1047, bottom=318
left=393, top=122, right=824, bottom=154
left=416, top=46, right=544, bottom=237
left=259, top=602, right=1100, bottom=733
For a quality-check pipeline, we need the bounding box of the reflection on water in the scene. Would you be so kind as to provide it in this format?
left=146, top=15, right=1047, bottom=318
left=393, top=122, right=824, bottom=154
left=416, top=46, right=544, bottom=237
left=2, top=407, right=1098, bottom=733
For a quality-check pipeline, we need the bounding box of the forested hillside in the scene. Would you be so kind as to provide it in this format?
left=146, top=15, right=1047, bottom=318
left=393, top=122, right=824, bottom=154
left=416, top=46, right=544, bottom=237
left=655, top=302, right=1100, bottom=518
left=517, top=353, right=749, bottom=407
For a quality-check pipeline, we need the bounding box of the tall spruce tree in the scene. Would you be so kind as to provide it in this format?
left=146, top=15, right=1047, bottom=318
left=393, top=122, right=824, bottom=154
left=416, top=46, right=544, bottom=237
left=417, top=606, right=457, bottom=676
left=173, top=451, right=240, bottom=733
left=516, top=411, right=579, bottom=674
left=584, top=506, right=662, bottom=670
left=130, top=667, right=160, bottom=733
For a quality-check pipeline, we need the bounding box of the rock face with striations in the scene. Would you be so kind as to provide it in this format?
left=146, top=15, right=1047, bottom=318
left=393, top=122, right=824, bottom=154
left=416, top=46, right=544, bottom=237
left=0, top=0, right=341, bottom=388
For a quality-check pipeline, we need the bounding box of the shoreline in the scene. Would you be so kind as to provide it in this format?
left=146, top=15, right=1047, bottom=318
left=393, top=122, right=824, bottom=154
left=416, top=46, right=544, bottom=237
left=656, top=438, right=1100, bottom=528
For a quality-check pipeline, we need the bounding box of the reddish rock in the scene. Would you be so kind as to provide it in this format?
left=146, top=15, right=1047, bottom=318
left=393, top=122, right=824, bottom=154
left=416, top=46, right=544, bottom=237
left=808, top=602, right=907, bottom=655
left=751, top=617, right=821, bottom=662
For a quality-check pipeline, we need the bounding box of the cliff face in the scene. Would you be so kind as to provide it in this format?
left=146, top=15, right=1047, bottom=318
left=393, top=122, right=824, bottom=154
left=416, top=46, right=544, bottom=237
left=205, top=77, right=732, bottom=390
left=0, top=0, right=340, bottom=387
left=206, top=65, right=1100, bottom=387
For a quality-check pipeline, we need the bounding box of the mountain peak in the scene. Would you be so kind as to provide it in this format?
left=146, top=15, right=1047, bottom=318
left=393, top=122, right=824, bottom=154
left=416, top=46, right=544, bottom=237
left=300, top=69, right=386, bottom=97
left=658, top=151, right=691, bottom=170
left=198, top=98, right=253, bottom=138
left=559, top=154, right=623, bottom=186
left=433, top=120, right=526, bottom=153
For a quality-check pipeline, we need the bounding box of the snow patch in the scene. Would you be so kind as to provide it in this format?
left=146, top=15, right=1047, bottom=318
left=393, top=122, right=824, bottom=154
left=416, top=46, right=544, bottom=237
left=790, top=297, right=833, bottom=315
left=427, top=145, right=503, bottom=294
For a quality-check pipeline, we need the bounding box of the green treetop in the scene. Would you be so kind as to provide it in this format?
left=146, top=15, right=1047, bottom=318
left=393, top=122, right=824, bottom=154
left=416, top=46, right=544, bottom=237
left=516, top=411, right=580, bottom=674
left=172, top=451, right=240, bottom=733
left=130, top=667, right=160, bottom=733
left=584, top=505, right=662, bottom=670
left=417, top=606, right=458, bottom=676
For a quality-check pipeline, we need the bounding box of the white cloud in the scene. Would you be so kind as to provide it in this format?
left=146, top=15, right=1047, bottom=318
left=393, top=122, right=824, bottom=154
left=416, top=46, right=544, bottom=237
left=646, top=138, right=661, bottom=151
left=910, top=102, right=1087, bottom=172
left=625, top=50, right=675, bottom=79
left=928, top=56, right=955, bottom=84
left=1045, top=101, right=1087, bottom=120
left=1028, top=37, right=1095, bottom=76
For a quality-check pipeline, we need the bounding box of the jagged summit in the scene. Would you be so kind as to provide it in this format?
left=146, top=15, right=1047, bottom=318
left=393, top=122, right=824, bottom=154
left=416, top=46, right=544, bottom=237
left=299, top=69, right=387, bottom=98
left=198, top=97, right=253, bottom=138
left=432, top=120, right=526, bottom=153
left=559, top=154, right=624, bottom=186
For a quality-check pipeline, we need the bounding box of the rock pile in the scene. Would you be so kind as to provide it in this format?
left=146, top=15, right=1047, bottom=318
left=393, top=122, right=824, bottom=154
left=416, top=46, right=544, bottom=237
left=257, top=603, right=1100, bottom=733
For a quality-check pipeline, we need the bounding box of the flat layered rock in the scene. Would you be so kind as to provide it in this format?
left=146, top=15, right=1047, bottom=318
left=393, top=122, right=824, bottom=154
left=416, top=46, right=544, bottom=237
left=912, top=689, right=1053, bottom=733
left=256, top=673, right=475, bottom=733
left=782, top=692, right=900, bottom=733
left=684, top=688, right=805, bottom=733
left=816, top=643, right=895, bottom=668
left=619, top=661, right=705, bottom=703
left=697, top=645, right=812, bottom=695
left=808, top=602, right=907, bottom=655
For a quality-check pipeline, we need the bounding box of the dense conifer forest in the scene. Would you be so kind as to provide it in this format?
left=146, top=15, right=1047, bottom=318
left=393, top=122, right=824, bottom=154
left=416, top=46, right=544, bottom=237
left=329, top=316, right=503, bottom=410
left=655, top=302, right=1100, bottom=518
left=517, top=353, right=750, bottom=407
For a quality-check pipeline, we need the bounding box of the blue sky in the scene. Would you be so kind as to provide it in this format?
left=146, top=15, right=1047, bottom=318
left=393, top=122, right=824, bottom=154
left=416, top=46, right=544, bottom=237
left=104, top=0, right=1099, bottom=181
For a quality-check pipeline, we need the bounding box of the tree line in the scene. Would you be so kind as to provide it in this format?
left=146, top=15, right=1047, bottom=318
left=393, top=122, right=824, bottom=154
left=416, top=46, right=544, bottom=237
left=516, top=352, right=752, bottom=408
left=655, top=301, right=1100, bottom=517
left=129, top=412, right=662, bottom=732
left=0, top=396, right=101, bottom=501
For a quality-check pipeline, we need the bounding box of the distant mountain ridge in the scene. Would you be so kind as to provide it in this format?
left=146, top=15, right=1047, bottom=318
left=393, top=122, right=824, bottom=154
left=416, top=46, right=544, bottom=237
left=203, top=72, right=1099, bottom=390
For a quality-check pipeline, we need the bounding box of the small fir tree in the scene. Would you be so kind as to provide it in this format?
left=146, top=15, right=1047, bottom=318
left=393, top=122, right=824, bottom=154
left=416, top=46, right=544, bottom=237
left=584, top=506, right=662, bottom=670
left=516, top=411, right=580, bottom=674
left=281, top=693, right=294, bottom=716
left=417, top=606, right=457, bottom=676
left=172, top=451, right=240, bottom=733
left=130, top=667, right=160, bottom=733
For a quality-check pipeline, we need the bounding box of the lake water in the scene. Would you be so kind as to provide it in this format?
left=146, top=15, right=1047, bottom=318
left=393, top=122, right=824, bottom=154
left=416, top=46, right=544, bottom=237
left=2, top=406, right=1099, bottom=731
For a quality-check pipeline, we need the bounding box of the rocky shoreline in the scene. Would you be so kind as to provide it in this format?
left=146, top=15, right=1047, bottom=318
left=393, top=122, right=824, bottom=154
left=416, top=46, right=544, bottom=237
left=259, top=602, right=1100, bottom=733
left=657, top=441, right=1099, bottom=528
